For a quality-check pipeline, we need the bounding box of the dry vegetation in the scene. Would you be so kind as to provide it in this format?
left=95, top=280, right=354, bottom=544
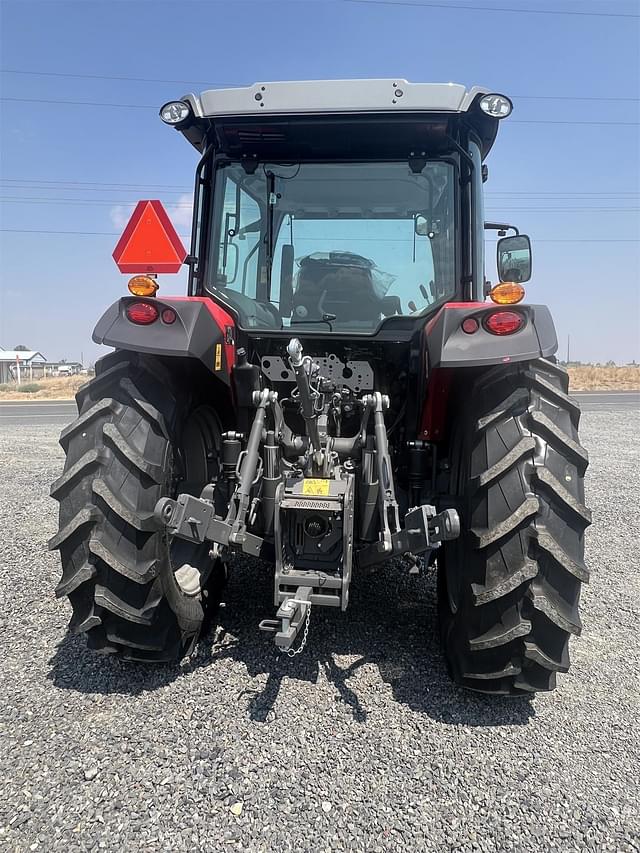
left=567, top=366, right=640, bottom=391
left=0, top=375, right=87, bottom=401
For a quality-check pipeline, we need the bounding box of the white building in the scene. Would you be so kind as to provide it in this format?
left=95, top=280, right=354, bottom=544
left=0, top=350, right=48, bottom=384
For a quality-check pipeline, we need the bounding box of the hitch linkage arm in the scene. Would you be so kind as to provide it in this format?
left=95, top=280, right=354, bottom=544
left=356, top=391, right=460, bottom=569
left=362, top=392, right=401, bottom=554
left=226, top=388, right=276, bottom=546
left=154, top=388, right=277, bottom=560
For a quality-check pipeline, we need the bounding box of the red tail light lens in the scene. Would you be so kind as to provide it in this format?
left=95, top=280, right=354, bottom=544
left=161, top=308, right=177, bottom=325
left=461, top=317, right=479, bottom=334
left=484, top=310, right=524, bottom=336
left=126, top=302, right=159, bottom=325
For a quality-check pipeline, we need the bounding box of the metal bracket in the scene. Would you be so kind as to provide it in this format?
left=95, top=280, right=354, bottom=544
left=154, top=493, right=268, bottom=559
left=358, top=505, right=460, bottom=569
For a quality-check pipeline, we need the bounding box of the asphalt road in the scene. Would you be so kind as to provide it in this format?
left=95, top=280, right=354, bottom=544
left=0, top=401, right=77, bottom=426
left=0, top=391, right=638, bottom=427
left=572, top=391, right=640, bottom=412
left=0, top=409, right=639, bottom=851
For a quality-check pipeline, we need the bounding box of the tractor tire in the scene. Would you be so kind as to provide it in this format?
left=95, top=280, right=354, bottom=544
left=49, top=351, right=227, bottom=662
left=439, top=358, right=591, bottom=695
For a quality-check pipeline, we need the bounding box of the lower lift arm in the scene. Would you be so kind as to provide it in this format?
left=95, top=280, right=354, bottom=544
left=357, top=392, right=459, bottom=569
left=155, top=388, right=277, bottom=560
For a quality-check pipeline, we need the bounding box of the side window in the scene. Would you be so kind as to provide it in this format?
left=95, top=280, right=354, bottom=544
left=190, top=163, right=206, bottom=296
left=216, top=177, right=262, bottom=298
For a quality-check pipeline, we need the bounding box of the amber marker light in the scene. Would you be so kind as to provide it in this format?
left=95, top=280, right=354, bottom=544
left=128, top=275, right=159, bottom=297
left=490, top=282, right=525, bottom=305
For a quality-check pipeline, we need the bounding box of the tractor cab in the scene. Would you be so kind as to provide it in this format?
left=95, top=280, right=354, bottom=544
left=161, top=80, right=513, bottom=337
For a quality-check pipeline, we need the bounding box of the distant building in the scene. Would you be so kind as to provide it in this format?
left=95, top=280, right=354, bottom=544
left=0, top=350, right=48, bottom=383
left=49, top=362, right=83, bottom=376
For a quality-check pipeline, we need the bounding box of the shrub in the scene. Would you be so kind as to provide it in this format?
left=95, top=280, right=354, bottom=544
left=17, top=383, right=43, bottom=394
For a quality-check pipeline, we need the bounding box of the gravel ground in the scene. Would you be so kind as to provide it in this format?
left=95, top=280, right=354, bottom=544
left=0, top=413, right=639, bottom=853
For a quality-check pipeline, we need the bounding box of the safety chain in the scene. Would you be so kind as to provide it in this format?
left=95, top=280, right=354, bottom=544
left=285, top=603, right=312, bottom=657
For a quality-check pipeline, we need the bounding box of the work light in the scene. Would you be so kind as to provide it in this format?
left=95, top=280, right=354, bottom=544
left=479, top=94, right=513, bottom=118
left=159, top=101, right=192, bottom=125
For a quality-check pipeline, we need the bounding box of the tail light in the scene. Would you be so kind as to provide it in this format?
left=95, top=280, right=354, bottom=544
left=484, top=310, right=524, bottom=336
left=126, top=302, right=159, bottom=325
left=461, top=317, right=479, bottom=334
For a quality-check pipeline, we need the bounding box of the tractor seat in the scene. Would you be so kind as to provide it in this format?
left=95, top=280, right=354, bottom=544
left=292, top=253, right=383, bottom=323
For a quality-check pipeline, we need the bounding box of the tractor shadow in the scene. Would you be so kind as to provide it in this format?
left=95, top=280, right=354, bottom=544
left=48, top=557, right=534, bottom=728
left=199, top=557, right=535, bottom=728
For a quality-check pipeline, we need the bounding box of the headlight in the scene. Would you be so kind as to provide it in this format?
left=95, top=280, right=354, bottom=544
left=478, top=93, right=513, bottom=118
left=159, top=101, right=192, bottom=125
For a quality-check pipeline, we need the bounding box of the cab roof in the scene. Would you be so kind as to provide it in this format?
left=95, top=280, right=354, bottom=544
left=175, top=79, right=506, bottom=159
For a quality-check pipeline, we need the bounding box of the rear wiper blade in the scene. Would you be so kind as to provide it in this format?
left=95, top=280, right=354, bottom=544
left=290, top=313, right=337, bottom=331
left=265, top=170, right=276, bottom=286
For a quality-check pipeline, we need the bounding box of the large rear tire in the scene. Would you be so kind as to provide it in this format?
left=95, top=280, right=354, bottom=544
left=439, top=358, right=591, bottom=694
left=49, top=351, right=227, bottom=662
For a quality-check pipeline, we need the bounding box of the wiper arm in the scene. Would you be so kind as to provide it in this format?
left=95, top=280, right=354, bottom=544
left=265, top=170, right=276, bottom=294
left=291, top=313, right=337, bottom=332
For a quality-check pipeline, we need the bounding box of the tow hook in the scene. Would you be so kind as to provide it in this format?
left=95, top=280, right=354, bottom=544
left=259, top=585, right=312, bottom=656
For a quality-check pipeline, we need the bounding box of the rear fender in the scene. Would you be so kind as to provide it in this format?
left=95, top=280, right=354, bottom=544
left=419, top=302, right=557, bottom=440
left=92, top=296, right=236, bottom=384
left=425, top=302, right=557, bottom=369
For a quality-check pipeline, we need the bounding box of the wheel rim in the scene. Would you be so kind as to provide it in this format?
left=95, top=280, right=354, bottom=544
left=177, top=406, right=221, bottom=496
left=170, top=406, right=222, bottom=596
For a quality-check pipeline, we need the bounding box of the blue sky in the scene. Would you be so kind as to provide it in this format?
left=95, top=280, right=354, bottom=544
left=0, top=0, right=638, bottom=364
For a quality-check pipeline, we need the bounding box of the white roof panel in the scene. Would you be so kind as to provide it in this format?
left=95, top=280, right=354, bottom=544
left=186, top=79, right=489, bottom=119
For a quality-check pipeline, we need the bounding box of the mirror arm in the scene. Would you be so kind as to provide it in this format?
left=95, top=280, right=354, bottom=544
left=484, top=222, right=520, bottom=236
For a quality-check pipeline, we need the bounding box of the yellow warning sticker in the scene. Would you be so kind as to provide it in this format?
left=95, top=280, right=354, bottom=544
left=214, top=343, right=222, bottom=371
left=302, top=479, right=330, bottom=497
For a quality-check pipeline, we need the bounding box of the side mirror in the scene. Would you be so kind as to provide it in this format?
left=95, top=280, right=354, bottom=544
left=497, top=234, right=532, bottom=283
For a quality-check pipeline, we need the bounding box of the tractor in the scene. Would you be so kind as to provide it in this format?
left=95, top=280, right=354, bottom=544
left=50, top=80, right=591, bottom=695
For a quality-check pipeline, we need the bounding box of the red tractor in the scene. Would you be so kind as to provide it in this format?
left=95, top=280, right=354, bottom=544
left=50, top=80, right=590, bottom=694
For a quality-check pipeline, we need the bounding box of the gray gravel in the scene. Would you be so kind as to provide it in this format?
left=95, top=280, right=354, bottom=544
left=0, top=413, right=639, bottom=852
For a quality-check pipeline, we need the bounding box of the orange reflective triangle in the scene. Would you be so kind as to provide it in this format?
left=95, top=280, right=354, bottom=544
left=112, top=200, right=187, bottom=274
